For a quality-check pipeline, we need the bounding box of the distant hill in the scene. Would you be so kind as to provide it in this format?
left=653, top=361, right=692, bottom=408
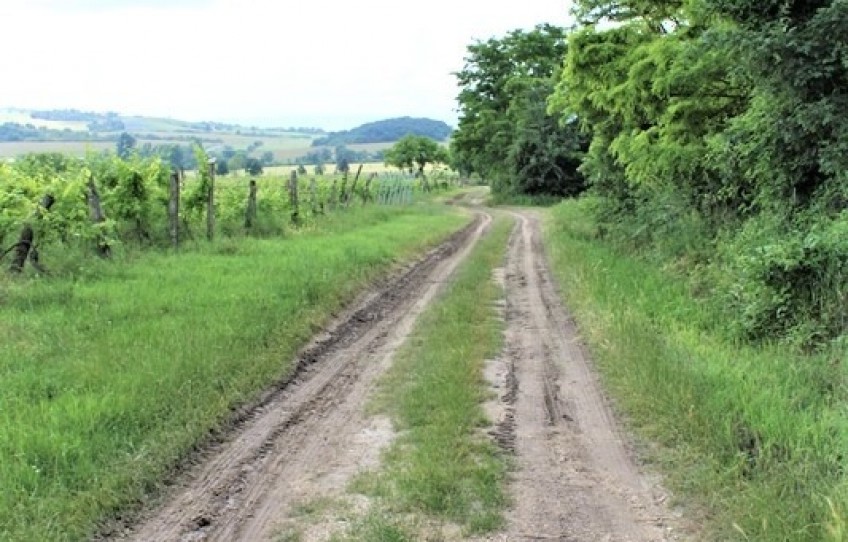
left=0, top=108, right=325, bottom=143
left=312, top=117, right=452, bottom=147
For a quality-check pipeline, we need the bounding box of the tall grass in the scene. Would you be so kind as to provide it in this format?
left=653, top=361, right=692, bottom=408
left=353, top=216, right=513, bottom=536
left=543, top=200, right=848, bottom=541
left=0, top=204, right=469, bottom=541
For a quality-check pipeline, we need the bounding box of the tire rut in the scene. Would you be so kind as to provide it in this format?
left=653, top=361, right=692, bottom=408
left=111, top=212, right=492, bottom=542
left=482, top=210, right=675, bottom=542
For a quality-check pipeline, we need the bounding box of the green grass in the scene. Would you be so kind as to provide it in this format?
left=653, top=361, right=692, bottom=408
left=0, top=204, right=470, bottom=541
left=351, top=215, right=513, bottom=536
left=543, top=199, right=848, bottom=541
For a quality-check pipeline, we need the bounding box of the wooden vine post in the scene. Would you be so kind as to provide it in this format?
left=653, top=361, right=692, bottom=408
left=86, top=178, right=111, bottom=258
left=362, top=172, right=375, bottom=204
left=245, top=179, right=258, bottom=230
left=329, top=178, right=338, bottom=210
left=346, top=164, right=363, bottom=207
left=9, top=194, right=55, bottom=274
left=168, top=169, right=180, bottom=249
left=309, top=177, right=319, bottom=215
left=339, top=171, right=348, bottom=207
left=289, top=170, right=300, bottom=225
left=206, top=158, right=216, bottom=241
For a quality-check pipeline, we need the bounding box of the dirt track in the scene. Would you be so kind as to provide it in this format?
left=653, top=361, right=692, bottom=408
left=481, top=211, right=675, bottom=541
left=116, top=205, right=679, bottom=541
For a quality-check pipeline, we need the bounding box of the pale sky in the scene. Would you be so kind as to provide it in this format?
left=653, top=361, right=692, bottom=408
left=0, top=0, right=573, bottom=130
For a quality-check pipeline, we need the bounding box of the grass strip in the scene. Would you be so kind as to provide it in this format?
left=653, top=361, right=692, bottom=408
left=543, top=200, right=848, bottom=542
left=353, top=215, right=513, bottom=537
left=0, top=204, right=469, bottom=541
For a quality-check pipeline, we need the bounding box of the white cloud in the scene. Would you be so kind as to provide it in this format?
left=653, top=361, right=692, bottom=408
left=0, top=0, right=573, bottom=129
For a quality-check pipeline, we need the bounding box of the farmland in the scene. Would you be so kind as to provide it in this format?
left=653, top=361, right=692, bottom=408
left=0, top=147, right=469, bottom=540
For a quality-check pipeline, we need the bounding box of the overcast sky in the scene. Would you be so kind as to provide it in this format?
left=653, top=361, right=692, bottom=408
left=0, top=0, right=573, bottom=130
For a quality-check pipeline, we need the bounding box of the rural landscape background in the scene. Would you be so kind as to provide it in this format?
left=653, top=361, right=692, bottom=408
left=2, top=0, right=848, bottom=541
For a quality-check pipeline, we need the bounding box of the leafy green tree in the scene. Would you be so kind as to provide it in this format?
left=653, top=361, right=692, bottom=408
left=335, top=145, right=352, bottom=174
left=385, top=135, right=449, bottom=191
left=116, top=132, right=137, bottom=160
left=451, top=24, right=572, bottom=197
left=245, top=157, right=264, bottom=176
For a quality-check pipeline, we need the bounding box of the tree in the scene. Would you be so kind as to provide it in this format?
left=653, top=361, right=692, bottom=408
left=335, top=145, right=352, bottom=174
left=116, top=132, right=137, bottom=160
left=451, top=24, right=569, bottom=196
left=261, top=151, right=275, bottom=166
left=385, top=135, right=449, bottom=191
left=506, top=80, right=587, bottom=197
left=216, top=158, right=230, bottom=176
left=245, top=157, right=264, bottom=176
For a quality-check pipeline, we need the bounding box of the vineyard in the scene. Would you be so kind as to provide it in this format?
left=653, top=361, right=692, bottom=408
left=0, top=149, right=451, bottom=275
left=0, top=148, right=467, bottom=541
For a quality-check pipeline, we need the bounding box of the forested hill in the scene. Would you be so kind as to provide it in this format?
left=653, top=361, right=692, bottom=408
left=311, top=117, right=452, bottom=147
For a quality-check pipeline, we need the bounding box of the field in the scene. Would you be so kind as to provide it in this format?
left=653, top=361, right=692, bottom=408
left=0, top=109, right=89, bottom=131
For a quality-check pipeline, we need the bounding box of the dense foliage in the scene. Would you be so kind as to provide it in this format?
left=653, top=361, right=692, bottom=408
left=451, top=24, right=588, bottom=198
left=544, top=0, right=848, bottom=347
left=385, top=135, right=449, bottom=175
left=312, top=117, right=452, bottom=147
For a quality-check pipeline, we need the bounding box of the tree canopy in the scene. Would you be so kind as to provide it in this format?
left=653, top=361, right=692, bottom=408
left=451, top=24, right=587, bottom=198
left=452, top=1, right=848, bottom=348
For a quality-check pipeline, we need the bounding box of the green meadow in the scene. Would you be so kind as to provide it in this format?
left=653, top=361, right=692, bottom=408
left=0, top=204, right=469, bottom=541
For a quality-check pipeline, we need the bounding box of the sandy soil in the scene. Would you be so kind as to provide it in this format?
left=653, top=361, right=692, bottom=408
left=479, top=211, right=677, bottom=542
left=111, top=204, right=684, bottom=542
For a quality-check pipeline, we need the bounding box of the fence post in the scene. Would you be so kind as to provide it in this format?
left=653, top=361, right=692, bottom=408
left=206, top=158, right=216, bottom=241
left=330, top=178, right=339, bottom=210
left=339, top=171, right=349, bottom=206
left=245, top=179, right=258, bottom=230
left=346, top=164, right=363, bottom=207
left=169, top=169, right=180, bottom=249
left=9, top=194, right=55, bottom=274
left=289, top=170, right=300, bottom=225
left=309, top=177, right=319, bottom=215
left=362, top=172, right=375, bottom=204
left=86, top=178, right=111, bottom=258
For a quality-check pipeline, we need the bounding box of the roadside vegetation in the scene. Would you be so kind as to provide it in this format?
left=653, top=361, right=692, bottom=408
left=345, top=216, right=514, bottom=539
left=0, top=203, right=469, bottom=541
left=451, top=1, right=848, bottom=538
left=545, top=200, right=847, bottom=541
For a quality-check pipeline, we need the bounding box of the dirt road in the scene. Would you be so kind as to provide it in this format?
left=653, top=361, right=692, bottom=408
left=482, top=211, right=675, bottom=541
left=120, top=212, right=491, bottom=542
left=116, top=205, right=678, bottom=542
